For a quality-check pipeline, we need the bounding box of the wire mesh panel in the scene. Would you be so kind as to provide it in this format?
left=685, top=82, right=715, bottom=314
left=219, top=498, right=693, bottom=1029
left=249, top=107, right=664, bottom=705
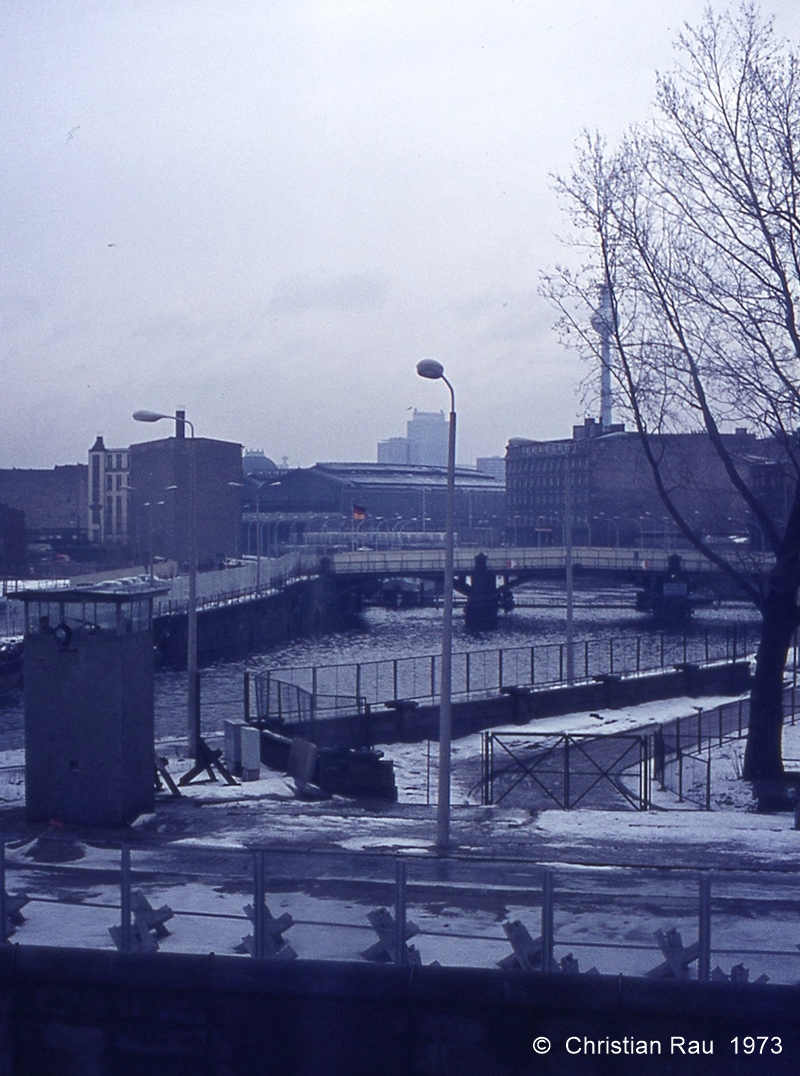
left=484, top=733, right=649, bottom=811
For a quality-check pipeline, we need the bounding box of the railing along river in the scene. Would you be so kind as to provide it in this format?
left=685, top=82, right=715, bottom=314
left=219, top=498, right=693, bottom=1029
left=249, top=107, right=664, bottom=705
left=255, top=623, right=755, bottom=725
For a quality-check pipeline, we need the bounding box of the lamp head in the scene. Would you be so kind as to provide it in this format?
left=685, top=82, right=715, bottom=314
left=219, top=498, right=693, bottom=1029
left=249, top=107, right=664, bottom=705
left=133, top=410, right=167, bottom=423
left=416, top=358, right=444, bottom=380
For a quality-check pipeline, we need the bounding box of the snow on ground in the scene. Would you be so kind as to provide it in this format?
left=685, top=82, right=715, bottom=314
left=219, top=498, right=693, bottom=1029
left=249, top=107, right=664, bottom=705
left=1, top=692, right=800, bottom=983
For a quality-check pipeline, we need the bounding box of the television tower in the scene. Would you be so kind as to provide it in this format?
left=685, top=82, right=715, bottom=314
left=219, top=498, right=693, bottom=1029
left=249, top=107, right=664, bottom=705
left=590, top=283, right=613, bottom=429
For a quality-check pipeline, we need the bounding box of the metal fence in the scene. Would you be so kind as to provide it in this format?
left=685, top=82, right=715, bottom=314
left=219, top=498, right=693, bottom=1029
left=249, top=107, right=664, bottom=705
left=656, top=691, right=798, bottom=809
left=481, top=732, right=650, bottom=811
left=255, top=623, right=754, bottom=724
left=2, top=840, right=799, bottom=985
left=480, top=690, right=797, bottom=813
left=253, top=674, right=367, bottom=724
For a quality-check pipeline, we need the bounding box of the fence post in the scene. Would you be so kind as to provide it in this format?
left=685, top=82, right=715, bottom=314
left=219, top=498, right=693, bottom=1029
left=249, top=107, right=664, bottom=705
left=395, top=858, right=407, bottom=966
left=120, top=845, right=132, bottom=954
left=431, top=655, right=436, bottom=701
left=636, top=637, right=640, bottom=673
left=488, top=735, right=493, bottom=805
left=498, top=648, right=504, bottom=691
left=311, top=666, right=317, bottom=723
left=393, top=658, right=399, bottom=701
left=559, top=645, right=564, bottom=684
left=481, top=732, right=488, bottom=806
left=355, top=663, right=361, bottom=714
left=541, top=870, right=554, bottom=973
left=698, top=874, right=711, bottom=982
left=530, top=645, right=535, bottom=688
left=640, top=736, right=649, bottom=810
left=465, top=652, right=471, bottom=696
left=564, top=737, right=570, bottom=809
left=253, top=850, right=265, bottom=959
left=705, top=756, right=711, bottom=811
left=0, top=836, right=6, bottom=945
left=609, top=638, right=614, bottom=674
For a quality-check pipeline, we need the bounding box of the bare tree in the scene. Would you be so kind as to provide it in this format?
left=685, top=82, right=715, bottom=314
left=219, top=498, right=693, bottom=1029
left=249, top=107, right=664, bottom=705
left=545, top=4, right=800, bottom=781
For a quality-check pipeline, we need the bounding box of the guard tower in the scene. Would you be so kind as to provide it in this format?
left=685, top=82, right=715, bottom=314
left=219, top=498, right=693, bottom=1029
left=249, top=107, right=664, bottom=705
left=15, top=582, right=167, bottom=827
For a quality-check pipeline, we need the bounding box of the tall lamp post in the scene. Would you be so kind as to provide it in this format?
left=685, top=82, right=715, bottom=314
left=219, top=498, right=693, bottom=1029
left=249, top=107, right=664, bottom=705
left=416, top=358, right=456, bottom=851
left=133, top=409, right=200, bottom=758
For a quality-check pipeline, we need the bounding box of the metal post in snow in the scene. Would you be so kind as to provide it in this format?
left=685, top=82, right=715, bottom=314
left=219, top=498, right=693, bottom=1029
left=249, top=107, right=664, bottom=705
left=394, top=858, right=407, bottom=966
left=541, top=869, right=554, bottom=973
left=120, top=845, right=132, bottom=954
left=253, top=850, right=265, bottom=959
left=698, top=875, right=711, bottom=982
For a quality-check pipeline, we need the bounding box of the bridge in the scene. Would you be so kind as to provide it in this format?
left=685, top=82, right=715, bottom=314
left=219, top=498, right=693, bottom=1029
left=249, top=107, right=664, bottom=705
left=325, top=546, right=767, bottom=628
left=3, top=546, right=763, bottom=656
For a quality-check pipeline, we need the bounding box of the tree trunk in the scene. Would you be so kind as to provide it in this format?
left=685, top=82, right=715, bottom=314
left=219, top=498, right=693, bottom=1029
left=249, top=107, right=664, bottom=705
left=743, top=579, right=798, bottom=781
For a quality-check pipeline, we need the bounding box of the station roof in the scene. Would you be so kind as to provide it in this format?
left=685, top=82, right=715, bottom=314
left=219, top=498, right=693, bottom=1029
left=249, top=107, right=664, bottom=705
left=312, top=462, right=504, bottom=490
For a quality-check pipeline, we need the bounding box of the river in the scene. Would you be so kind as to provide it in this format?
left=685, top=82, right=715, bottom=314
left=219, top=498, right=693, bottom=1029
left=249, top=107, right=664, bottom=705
left=0, top=583, right=761, bottom=751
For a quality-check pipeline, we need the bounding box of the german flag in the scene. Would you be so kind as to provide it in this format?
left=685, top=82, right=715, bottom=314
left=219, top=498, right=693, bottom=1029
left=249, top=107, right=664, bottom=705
left=352, top=504, right=366, bottom=521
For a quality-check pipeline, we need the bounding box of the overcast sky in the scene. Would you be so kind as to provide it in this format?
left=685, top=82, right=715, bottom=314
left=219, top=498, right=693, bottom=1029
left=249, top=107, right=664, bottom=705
left=4, top=1, right=800, bottom=470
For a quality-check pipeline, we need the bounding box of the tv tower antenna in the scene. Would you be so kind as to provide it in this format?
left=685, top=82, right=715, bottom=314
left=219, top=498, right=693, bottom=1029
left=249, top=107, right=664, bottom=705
left=590, top=283, right=613, bottom=430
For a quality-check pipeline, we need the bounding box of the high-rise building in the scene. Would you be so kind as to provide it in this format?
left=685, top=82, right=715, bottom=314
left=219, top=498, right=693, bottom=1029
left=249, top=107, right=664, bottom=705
left=377, top=410, right=449, bottom=466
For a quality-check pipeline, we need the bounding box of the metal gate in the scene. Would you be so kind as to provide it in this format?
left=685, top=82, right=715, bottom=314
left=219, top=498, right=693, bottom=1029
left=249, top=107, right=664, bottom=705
left=482, top=732, right=650, bottom=811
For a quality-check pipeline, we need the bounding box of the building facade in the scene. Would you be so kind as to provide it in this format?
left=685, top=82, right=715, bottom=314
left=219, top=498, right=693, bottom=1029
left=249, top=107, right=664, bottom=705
left=506, top=419, right=772, bottom=547
left=88, top=436, right=131, bottom=547
left=0, top=502, right=26, bottom=576
left=245, top=461, right=505, bottom=551
left=0, top=465, right=88, bottom=551
left=129, top=430, right=242, bottom=569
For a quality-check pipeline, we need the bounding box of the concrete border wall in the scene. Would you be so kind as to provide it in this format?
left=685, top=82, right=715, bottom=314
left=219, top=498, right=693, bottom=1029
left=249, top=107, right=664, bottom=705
left=154, top=577, right=348, bottom=667
left=0, top=944, right=797, bottom=1075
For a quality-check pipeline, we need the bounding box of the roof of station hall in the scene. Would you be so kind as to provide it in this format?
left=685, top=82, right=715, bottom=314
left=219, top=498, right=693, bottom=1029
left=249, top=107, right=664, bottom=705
left=289, top=462, right=504, bottom=490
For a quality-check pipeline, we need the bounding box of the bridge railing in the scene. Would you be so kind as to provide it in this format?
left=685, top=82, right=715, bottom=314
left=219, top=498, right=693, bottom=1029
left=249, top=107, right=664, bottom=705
left=152, top=551, right=321, bottom=618
left=329, top=546, right=775, bottom=575
left=254, top=623, right=754, bottom=722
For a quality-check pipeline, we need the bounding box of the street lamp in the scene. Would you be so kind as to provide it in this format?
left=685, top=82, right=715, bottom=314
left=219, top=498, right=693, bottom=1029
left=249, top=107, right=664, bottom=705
left=133, top=409, right=200, bottom=758
left=416, top=358, right=456, bottom=851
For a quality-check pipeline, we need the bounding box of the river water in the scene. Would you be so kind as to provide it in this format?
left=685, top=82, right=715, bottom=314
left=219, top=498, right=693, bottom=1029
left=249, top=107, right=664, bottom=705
left=0, top=583, right=761, bottom=752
